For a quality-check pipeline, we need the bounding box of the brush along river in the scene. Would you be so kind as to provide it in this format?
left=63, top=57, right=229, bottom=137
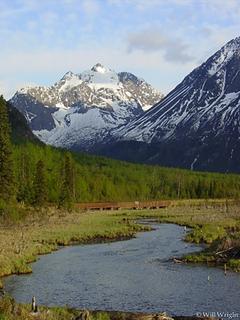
left=3, top=222, right=240, bottom=316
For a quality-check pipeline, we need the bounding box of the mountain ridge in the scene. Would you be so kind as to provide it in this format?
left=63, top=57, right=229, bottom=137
left=10, top=64, right=163, bottom=150
left=6, top=101, right=41, bottom=144
left=116, top=36, right=240, bottom=143
left=101, top=36, right=240, bottom=173
left=9, top=37, right=240, bottom=172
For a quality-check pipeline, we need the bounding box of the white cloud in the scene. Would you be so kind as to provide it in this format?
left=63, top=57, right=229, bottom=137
left=0, top=44, right=198, bottom=99
left=1, top=0, right=240, bottom=100
left=127, top=29, right=195, bottom=63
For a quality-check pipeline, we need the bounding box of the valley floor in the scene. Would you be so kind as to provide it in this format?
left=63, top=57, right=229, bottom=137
left=0, top=199, right=240, bottom=319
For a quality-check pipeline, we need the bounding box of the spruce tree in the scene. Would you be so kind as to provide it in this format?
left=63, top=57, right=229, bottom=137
left=33, top=159, right=47, bottom=206
left=17, top=150, right=32, bottom=203
left=59, top=153, right=76, bottom=210
left=0, top=96, right=14, bottom=202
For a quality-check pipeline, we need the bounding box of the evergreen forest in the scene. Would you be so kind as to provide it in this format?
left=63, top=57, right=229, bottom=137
left=1, top=96, right=240, bottom=209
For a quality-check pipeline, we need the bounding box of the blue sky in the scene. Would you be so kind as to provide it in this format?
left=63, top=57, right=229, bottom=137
left=0, top=0, right=240, bottom=98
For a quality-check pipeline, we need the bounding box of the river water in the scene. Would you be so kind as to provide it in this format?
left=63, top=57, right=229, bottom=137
left=3, top=223, right=240, bottom=316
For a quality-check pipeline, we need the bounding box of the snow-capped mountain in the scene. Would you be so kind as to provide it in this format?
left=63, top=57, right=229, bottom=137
left=107, top=37, right=240, bottom=172
left=10, top=63, right=163, bottom=150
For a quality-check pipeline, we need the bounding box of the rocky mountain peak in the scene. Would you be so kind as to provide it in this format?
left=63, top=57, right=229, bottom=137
left=61, top=71, right=76, bottom=80
left=225, top=36, right=240, bottom=51
left=108, top=36, right=240, bottom=172
left=118, top=72, right=140, bottom=84
left=91, top=63, right=110, bottom=73
left=10, top=65, right=163, bottom=151
left=204, top=36, right=240, bottom=77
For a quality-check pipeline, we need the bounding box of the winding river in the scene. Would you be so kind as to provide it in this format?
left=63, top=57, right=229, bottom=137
left=3, top=223, right=240, bottom=316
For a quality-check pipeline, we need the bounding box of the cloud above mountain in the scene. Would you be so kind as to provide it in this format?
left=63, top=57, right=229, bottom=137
left=127, top=29, right=194, bottom=63
left=0, top=0, right=240, bottom=99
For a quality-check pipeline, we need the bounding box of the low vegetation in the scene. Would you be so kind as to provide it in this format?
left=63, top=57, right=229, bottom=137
left=0, top=207, right=150, bottom=289
left=0, top=200, right=240, bottom=318
left=0, top=295, right=183, bottom=320
left=102, top=200, right=240, bottom=271
left=0, top=295, right=124, bottom=320
left=1, top=199, right=240, bottom=290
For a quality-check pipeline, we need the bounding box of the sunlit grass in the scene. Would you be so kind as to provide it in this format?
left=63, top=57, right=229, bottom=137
left=0, top=207, right=150, bottom=288
left=0, top=199, right=240, bottom=318
left=1, top=199, right=240, bottom=288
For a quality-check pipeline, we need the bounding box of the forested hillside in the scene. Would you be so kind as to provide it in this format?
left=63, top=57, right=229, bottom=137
left=13, top=143, right=240, bottom=203
left=1, top=96, right=240, bottom=209
left=7, top=102, right=40, bottom=144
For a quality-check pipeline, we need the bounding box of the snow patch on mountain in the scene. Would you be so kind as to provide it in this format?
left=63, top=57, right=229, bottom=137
left=208, top=38, right=240, bottom=76
left=10, top=63, right=163, bottom=150
left=116, top=36, right=240, bottom=145
left=81, top=66, right=120, bottom=90
left=58, top=74, right=82, bottom=92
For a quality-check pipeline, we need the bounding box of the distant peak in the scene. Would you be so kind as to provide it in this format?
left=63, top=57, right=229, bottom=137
left=221, top=36, right=240, bottom=53
left=205, top=36, right=240, bottom=77
left=91, top=63, right=109, bottom=73
left=61, top=71, right=75, bottom=80
left=228, top=36, right=240, bottom=45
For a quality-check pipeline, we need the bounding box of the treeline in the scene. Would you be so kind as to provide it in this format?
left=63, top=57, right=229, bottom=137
left=1, top=95, right=240, bottom=209
left=12, top=141, right=240, bottom=203
left=15, top=149, right=75, bottom=209
left=0, top=96, right=75, bottom=209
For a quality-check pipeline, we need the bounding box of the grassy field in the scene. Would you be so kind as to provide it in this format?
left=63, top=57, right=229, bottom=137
left=120, top=199, right=240, bottom=270
left=0, top=199, right=240, bottom=319
left=1, top=199, right=240, bottom=288
left=0, top=206, right=151, bottom=290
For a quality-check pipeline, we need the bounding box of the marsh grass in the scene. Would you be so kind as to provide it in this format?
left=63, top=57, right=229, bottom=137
left=0, top=295, right=176, bottom=320
left=0, top=206, right=150, bottom=288
left=0, top=200, right=240, bottom=318
left=0, top=295, right=113, bottom=320
left=1, top=200, right=240, bottom=287
left=113, top=200, right=240, bottom=270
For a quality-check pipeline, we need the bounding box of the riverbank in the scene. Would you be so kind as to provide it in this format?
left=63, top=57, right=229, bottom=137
left=1, top=199, right=240, bottom=290
left=0, top=199, right=240, bottom=319
left=0, top=206, right=151, bottom=289
left=0, top=295, right=218, bottom=320
left=121, top=199, right=240, bottom=271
